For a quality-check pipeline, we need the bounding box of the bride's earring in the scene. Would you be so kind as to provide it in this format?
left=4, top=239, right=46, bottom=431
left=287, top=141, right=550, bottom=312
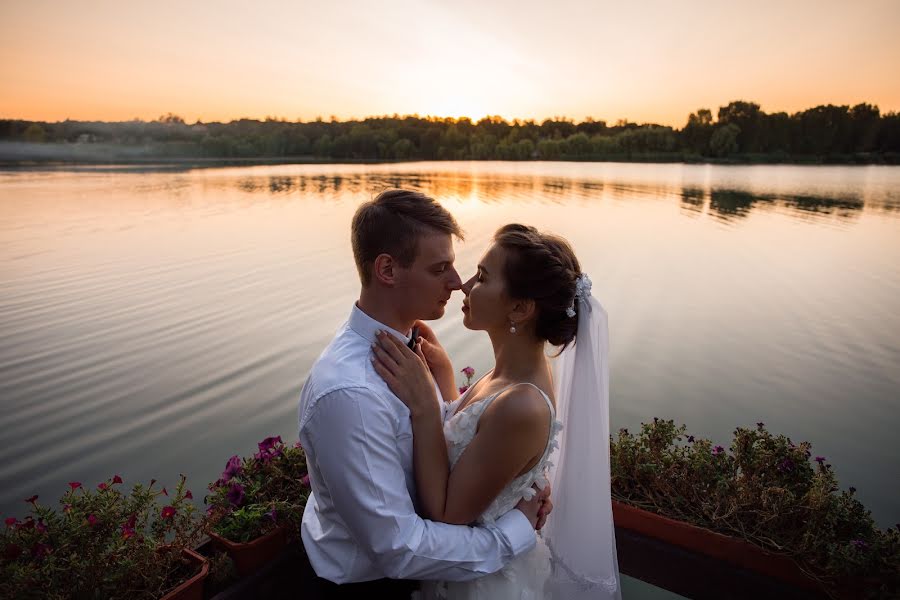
left=509, top=321, right=517, bottom=334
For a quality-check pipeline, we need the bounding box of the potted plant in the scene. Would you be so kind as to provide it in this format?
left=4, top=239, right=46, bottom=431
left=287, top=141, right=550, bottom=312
left=610, top=419, right=899, bottom=599
left=204, top=436, right=310, bottom=576
left=1, top=474, right=207, bottom=600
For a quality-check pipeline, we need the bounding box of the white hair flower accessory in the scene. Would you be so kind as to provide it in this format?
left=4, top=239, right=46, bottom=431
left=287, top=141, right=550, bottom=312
left=566, top=273, right=592, bottom=317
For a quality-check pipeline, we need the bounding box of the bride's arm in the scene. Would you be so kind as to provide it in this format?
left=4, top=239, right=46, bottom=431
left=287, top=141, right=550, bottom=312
left=372, top=332, right=547, bottom=524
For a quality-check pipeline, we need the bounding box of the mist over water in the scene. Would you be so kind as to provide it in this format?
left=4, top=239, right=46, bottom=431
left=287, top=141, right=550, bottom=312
left=1, top=161, right=899, bottom=532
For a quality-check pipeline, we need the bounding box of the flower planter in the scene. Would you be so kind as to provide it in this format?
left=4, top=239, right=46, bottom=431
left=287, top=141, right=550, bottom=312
left=161, top=548, right=209, bottom=600
left=611, top=500, right=819, bottom=590
left=208, top=526, right=289, bottom=577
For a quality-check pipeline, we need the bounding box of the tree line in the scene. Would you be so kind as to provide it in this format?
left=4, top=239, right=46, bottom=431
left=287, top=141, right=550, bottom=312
left=2, top=101, right=899, bottom=163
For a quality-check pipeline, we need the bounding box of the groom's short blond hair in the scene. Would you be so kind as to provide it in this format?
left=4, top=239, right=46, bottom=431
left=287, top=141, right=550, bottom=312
left=351, top=189, right=463, bottom=287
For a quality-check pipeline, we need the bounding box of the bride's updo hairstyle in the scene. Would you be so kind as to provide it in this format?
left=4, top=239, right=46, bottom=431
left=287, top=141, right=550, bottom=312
left=493, top=224, right=581, bottom=349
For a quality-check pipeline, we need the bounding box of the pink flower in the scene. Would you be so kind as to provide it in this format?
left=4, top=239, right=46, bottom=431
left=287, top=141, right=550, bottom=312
left=459, top=386, right=469, bottom=394
left=87, top=514, right=98, bottom=526
left=226, top=483, right=245, bottom=507
left=121, top=526, right=136, bottom=540
left=112, top=475, right=123, bottom=485
left=185, top=490, right=193, bottom=500
left=24, top=495, right=38, bottom=505
left=31, top=543, right=51, bottom=560
left=712, top=446, right=724, bottom=456
left=161, top=487, right=168, bottom=496
left=300, top=474, right=310, bottom=487
left=97, top=482, right=108, bottom=491
left=5, top=517, right=18, bottom=527
left=161, top=506, right=176, bottom=520
left=223, top=455, right=242, bottom=481
left=68, top=482, right=82, bottom=490
left=4, top=543, right=21, bottom=561
left=461, top=366, right=475, bottom=378
left=258, top=435, right=283, bottom=454
left=36, top=520, right=47, bottom=533
left=294, top=441, right=302, bottom=449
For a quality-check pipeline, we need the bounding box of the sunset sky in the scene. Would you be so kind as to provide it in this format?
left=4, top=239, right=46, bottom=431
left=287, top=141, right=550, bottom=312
left=2, top=0, right=899, bottom=127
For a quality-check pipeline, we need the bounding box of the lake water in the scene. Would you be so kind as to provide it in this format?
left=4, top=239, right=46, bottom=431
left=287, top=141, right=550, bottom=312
left=1, top=161, right=899, bottom=595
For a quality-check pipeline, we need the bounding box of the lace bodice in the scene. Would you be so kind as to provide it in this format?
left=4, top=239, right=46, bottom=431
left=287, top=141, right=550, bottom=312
left=443, top=381, right=562, bottom=524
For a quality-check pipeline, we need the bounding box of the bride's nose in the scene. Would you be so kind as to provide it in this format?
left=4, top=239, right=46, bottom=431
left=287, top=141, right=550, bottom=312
left=461, top=275, right=476, bottom=295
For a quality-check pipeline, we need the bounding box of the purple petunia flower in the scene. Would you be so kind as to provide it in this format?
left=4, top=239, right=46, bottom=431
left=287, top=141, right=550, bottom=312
left=25, top=495, right=38, bottom=505
left=226, top=483, right=245, bottom=507
left=185, top=490, right=193, bottom=500
left=223, top=455, right=242, bottom=481
left=161, top=506, right=176, bottom=520
left=712, top=445, right=724, bottom=455
left=97, top=482, right=108, bottom=491
left=778, top=458, right=795, bottom=472
left=35, top=520, right=47, bottom=533
left=461, top=366, right=475, bottom=378
left=68, top=482, right=82, bottom=491
left=31, top=543, right=51, bottom=560
left=112, top=475, right=123, bottom=485
left=87, top=514, right=98, bottom=526
left=458, top=386, right=469, bottom=394
left=815, top=456, right=825, bottom=464
left=258, top=436, right=283, bottom=455
left=300, top=474, right=310, bottom=487
left=5, top=517, right=18, bottom=527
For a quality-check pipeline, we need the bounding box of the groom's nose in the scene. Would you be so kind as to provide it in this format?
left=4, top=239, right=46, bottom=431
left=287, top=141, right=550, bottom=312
left=446, top=267, right=462, bottom=290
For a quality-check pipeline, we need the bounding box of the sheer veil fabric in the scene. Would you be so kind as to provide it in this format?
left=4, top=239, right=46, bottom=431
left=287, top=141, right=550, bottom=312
left=543, top=292, right=622, bottom=599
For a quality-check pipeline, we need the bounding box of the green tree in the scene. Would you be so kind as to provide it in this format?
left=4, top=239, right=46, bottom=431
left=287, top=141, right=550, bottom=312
left=710, top=124, right=740, bottom=157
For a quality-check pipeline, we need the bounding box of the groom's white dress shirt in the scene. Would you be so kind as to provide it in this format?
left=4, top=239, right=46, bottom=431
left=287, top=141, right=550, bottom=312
left=298, top=304, right=536, bottom=584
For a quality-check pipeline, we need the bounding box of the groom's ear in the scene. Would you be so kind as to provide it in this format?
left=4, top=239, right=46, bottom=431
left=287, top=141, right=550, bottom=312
left=373, top=253, right=398, bottom=287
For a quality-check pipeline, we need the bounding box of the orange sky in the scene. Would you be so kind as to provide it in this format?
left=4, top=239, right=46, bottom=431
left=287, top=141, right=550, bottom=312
left=1, top=0, right=899, bottom=127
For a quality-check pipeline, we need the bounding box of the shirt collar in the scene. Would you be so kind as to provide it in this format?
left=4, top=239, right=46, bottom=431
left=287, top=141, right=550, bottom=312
left=348, top=303, right=413, bottom=345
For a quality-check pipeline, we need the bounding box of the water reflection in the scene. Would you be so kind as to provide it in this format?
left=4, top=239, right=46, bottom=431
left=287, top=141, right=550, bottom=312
left=217, top=170, right=880, bottom=224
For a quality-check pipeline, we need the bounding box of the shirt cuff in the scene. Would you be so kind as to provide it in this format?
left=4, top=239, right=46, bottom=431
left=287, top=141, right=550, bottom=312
left=494, top=510, right=537, bottom=558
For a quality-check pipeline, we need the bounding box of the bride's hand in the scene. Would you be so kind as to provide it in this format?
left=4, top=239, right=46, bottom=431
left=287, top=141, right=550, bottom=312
left=412, top=320, right=453, bottom=375
left=371, top=330, right=438, bottom=419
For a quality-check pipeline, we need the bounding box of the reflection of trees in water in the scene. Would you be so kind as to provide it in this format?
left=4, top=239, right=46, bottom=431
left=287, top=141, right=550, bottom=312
left=709, top=189, right=772, bottom=220
left=680, top=188, right=705, bottom=216
left=227, top=173, right=874, bottom=224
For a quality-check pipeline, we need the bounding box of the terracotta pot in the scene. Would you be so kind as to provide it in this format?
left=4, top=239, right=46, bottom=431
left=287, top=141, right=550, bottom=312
left=208, top=526, right=289, bottom=576
left=612, top=500, right=818, bottom=590
left=160, top=548, right=209, bottom=600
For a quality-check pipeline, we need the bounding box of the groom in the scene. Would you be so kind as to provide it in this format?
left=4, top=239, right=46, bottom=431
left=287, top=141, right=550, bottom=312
left=297, top=189, right=551, bottom=598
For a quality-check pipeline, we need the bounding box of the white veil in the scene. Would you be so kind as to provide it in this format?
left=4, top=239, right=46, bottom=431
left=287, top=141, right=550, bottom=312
left=543, top=280, right=621, bottom=599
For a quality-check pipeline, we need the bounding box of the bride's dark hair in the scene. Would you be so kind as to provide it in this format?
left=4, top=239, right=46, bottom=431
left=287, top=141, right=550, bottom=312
left=493, top=224, right=581, bottom=349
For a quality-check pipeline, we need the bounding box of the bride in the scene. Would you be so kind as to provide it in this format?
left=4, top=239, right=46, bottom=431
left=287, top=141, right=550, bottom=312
left=371, top=224, right=621, bottom=599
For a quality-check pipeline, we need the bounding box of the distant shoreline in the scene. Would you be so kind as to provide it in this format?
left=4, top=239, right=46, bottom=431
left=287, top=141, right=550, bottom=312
left=1, top=147, right=897, bottom=170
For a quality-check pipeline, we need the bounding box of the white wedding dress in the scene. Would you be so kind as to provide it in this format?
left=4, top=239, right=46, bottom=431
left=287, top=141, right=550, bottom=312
left=415, top=381, right=563, bottom=600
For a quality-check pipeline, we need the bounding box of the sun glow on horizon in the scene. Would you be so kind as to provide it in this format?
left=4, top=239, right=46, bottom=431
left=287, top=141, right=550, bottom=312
left=1, top=0, right=899, bottom=127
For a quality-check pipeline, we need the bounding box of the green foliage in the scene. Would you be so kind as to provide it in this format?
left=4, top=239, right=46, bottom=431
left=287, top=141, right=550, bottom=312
left=1, top=475, right=204, bottom=600
left=611, top=420, right=900, bottom=599
left=204, top=436, right=310, bottom=544
left=3, top=101, right=900, bottom=163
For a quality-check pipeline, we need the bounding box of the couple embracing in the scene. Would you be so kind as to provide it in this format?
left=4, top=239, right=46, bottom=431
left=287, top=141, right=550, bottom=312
left=297, top=189, right=620, bottom=599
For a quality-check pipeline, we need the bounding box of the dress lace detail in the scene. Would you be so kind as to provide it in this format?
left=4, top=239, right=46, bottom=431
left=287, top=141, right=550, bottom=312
left=416, top=383, right=562, bottom=600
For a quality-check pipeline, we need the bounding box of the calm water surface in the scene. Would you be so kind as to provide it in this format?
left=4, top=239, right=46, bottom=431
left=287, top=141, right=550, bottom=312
left=2, top=162, right=899, bottom=543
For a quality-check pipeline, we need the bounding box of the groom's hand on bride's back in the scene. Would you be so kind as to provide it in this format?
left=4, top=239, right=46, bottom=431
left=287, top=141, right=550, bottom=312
left=515, top=483, right=552, bottom=530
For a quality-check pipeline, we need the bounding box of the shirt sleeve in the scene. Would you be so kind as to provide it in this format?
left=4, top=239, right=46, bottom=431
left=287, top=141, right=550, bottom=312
left=304, top=387, right=536, bottom=581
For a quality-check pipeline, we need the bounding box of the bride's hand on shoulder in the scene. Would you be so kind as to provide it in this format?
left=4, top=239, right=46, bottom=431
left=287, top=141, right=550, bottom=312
left=412, top=320, right=452, bottom=374
left=371, top=330, right=438, bottom=419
